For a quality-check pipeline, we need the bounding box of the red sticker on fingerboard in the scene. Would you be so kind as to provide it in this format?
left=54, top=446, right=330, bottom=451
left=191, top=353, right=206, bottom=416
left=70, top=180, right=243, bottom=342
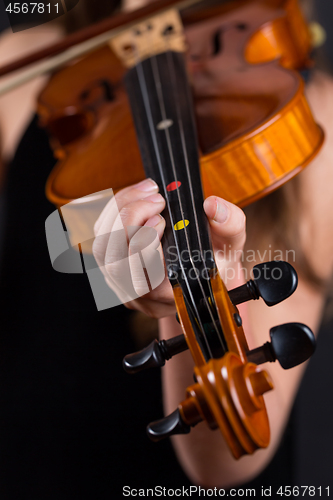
left=166, top=181, right=181, bottom=192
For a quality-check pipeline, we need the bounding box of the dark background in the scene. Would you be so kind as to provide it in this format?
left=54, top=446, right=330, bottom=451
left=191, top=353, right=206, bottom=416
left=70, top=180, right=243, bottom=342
left=0, top=0, right=10, bottom=30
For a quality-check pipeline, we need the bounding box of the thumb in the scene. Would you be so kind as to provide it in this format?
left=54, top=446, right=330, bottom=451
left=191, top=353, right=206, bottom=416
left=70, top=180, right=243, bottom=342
left=203, top=196, right=246, bottom=260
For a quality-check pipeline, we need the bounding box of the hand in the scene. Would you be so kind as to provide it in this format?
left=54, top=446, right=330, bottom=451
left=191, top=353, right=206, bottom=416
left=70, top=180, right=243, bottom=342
left=93, top=178, right=246, bottom=318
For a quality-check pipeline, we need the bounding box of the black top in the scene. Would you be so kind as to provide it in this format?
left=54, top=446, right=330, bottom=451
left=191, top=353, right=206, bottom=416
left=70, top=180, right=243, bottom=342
left=0, top=116, right=332, bottom=499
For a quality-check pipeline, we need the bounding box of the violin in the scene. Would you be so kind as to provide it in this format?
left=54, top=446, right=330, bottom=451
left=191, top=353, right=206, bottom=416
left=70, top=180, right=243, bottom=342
left=2, top=0, right=321, bottom=458
left=36, top=0, right=324, bottom=209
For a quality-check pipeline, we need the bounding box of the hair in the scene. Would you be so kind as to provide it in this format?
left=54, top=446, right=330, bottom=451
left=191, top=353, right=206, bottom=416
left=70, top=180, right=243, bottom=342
left=243, top=177, right=328, bottom=291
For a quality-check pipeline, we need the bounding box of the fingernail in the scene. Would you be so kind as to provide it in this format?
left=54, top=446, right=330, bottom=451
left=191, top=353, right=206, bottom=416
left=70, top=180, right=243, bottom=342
left=135, top=178, right=158, bottom=192
left=213, top=198, right=228, bottom=223
left=145, top=193, right=164, bottom=203
left=145, top=214, right=164, bottom=227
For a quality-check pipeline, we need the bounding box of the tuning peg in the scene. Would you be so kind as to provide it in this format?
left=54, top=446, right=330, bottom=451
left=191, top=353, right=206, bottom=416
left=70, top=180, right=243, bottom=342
left=228, top=261, right=298, bottom=307
left=123, top=334, right=188, bottom=374
left=147, top=409, right=191, bottom=441
left=247, top=322, right=316, bottom=369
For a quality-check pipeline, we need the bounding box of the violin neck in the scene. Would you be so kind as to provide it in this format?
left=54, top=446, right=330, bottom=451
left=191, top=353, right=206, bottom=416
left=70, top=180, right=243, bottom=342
left=124, top=50, right=228, bottom=360
left=115, top=8, right=227, bottom=359
left=125, top=50, right=215, bottom=285
left=110, top=9, right=231, bottom=360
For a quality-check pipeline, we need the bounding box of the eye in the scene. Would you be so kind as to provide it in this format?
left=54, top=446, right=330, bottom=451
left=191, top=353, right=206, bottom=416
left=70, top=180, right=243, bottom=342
left=211, top=23, right=248, bottom=57
left=212, top=28, right=224, bottom=56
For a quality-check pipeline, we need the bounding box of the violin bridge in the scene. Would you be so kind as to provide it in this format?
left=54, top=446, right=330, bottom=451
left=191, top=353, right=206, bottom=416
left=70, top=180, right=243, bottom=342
left=109, top=9, right=186, bottom=68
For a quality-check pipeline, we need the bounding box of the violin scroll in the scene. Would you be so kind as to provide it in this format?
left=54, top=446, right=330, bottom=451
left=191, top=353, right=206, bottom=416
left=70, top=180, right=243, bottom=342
left=124, top=261, right=316, bottom=458
left=147, top=352, right=274, bottom=458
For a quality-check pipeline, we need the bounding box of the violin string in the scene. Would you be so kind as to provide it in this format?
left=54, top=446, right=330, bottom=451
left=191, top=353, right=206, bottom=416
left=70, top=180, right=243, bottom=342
left=153, top=26, right=223, bottom=346
left=163, top=47, right=224, bottom=347
left=132, top=28, right=213, bottom=357
left=151, top=48, right=223, bottom=348
left=136, top=62, right=211, bottom=354
left=147, top=35, right=221, bottom=351
left=146, top=29, right=224, bottom=351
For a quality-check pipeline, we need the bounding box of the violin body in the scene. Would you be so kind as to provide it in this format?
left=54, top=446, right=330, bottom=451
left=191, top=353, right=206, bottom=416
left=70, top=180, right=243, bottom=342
left=38, top=0, right=323, bottom=209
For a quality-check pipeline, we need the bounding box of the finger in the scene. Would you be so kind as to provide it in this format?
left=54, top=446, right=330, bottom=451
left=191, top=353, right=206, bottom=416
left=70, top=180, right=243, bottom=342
left=203, top=196, right=246, bottom=255
left=103, top=273, right=138, bottom=305
left=129, top=216, right=166, bottom=296
left=110, top=213, right=173, bottom=311
left=93, top=194, right=165, bottom=306
left=94, top=178, right=159, bottom=237
left=100, top=196, right=165, bottom=301
left=112, top=193, right=165, bottom=243
left=93, top=194, right=165, bottom=267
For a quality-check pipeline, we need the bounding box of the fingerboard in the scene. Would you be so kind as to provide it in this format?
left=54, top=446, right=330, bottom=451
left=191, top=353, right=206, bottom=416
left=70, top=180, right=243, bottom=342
left=124, top=46, right=227, bottom=359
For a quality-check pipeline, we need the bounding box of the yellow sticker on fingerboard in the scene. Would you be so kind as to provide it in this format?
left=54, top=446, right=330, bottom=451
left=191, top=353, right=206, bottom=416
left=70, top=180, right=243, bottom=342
left=109, top=9, right=186, bottom=68
left=174, top=219, right=189, bottom=230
